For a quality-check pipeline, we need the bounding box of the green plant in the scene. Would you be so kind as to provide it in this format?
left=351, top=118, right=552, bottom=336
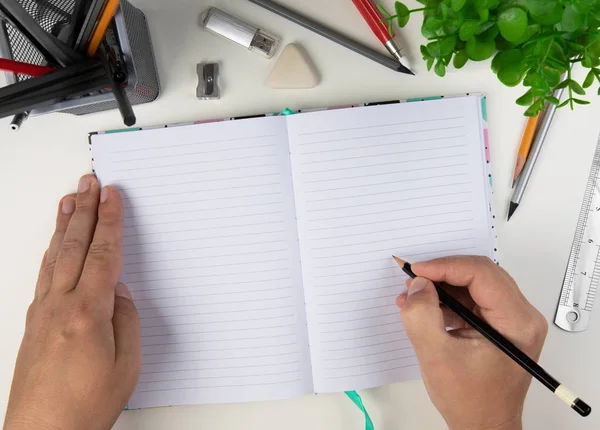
left=379, top=0, right=600, bottom=115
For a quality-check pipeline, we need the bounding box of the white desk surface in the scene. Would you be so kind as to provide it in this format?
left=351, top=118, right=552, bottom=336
left=1, top=0, right=599, bottom=428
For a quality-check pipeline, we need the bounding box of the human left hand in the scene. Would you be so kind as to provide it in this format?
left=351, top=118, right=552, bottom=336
left=4, top=175, right=141, bottom=430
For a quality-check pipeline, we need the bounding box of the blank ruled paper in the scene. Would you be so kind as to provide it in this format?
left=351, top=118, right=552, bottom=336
left=91, top=117, right=313, bottom=409
left=90, top=95, right=496, bottom=408
left=286, top=96, right=495, bottom=393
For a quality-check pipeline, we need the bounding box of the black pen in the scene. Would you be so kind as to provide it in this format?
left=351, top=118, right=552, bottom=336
left=393, top=256, right=591, bottom=418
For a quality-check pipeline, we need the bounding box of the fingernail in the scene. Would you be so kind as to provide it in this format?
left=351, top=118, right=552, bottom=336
left=61, top=198, right=75, bottom=214
left=408, top=277, right=428, bottom=296
left=101, top=186, right=110, bottom=203
left=115, top=283, right=132, bottom=301
left=78, top=176, right=91, bottom=193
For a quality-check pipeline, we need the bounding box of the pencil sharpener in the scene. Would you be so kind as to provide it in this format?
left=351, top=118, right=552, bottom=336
left=197, top=63, right=220, bottom=100
left=201, top=7, right=279, bottom=58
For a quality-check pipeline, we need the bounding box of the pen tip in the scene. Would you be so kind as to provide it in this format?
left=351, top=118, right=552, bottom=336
left=507, top=202, right=519, bottom=221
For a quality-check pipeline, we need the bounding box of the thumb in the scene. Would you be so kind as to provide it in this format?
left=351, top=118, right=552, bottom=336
left=400, top=277, right=448, bottom=356
left=113, top=283, right=141, bottom=380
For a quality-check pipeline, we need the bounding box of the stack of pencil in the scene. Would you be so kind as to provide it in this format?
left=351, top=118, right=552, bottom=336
left=0, top=0, right=135, bottom=128
left=511, top=114, right=541, bottom=188
left=508, top=84, right=565, bottom=221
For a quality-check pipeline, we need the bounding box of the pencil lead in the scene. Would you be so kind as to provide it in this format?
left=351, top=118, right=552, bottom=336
left=507, top=202, right=519, bottom=221
left=392, top=256, right=406, bottom=266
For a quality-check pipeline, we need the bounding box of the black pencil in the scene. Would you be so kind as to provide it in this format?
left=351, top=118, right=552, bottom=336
left=392, top=256, right=591, bottom=418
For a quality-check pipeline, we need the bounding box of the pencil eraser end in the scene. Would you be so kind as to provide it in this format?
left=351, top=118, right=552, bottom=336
left=573, top=399, right=592, bottom=417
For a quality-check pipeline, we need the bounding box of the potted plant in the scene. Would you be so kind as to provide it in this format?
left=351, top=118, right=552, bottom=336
left=379, top=0, right=600, bottom=115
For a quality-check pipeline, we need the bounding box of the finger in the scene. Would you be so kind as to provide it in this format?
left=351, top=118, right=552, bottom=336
left=442, top=284, right=477, bottom=310
left=79, top=186, right=124, bottom=310
left=37, top=194, right=77, bottom=298
left=400, top=277, right=448, bottom=357
left=396, top=294, right=407, bottom=308
left=112, top=283, right=141, bottom=390
left=411, top=256, right=522, bottom=312
left=34, top=250, right=48, bottom=300
left=441, top=305, right=469, bottom=329
left=52, top=175, right=101, bottom=293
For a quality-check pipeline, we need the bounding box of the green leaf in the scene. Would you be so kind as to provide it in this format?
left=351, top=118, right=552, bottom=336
left=478, top=24, right=499, bottom=42
left=377, top=4, right=390, bottom=17
left=561, top=4, right=583, bottom=32
left=459, top=21, right=480, bottom=41
left=524, top=0, right=559, bottom=16
left=435, top=60, right=447, bottom=77
left=573, top=98, right=591, bottom=105
left=548, top=41, right=568, bottom=66
left=427, top=57, right=435, bottom=71
left=530, top=4, right=563, bottom=26
left=451, top=0, right=467, bottom=12
left=523, top=71, right=550, bottom=90
left=420, top=45, right=432, bottom=59
left=569, top=80, right=586, bottom=95
left=395, top=2, right=411, bottom=27
left=588, top=39, right=600, bottom=59
left=582, top=53, right=600, bottom=68
left=453, top=49, right=469, bottom=69
left=427, top=36, right=457, bottom=57
left=478, top=8, right=489, bottom=21
left=573, top=0, right=595, bottom=13
left=558, top=99, right=571, bottom=108
left=491, top=49, right=524, bottom=74
left=546, top=96, right=560, bottom=105
left=507, top=24, right=541, bottom=46
left=497, top=8, right=528, bottom=43
left=476, top=21, right=496, bottom=35
left=542, top=68, right=563, bottom=87
left=397, top=14, right=410, bottom=27
left=422, top=17, right=444, bottom=38
left=498, top=64, right=527, bottom=86
left=554, top=79, right=571, bottom=90
left=516, top=90, right=533, bottom=106
left=466, top=37, right=496, bottom=61
left=598, top=87, right=600, bottom=96
left=395, top=2, right=410, bottom=17
left=565, top=41, right=586, bottom=52
left=524, top=102, right=542, bottom=116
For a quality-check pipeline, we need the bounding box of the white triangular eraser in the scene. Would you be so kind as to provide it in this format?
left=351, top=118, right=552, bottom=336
left=268, top=44, right=319, bottom=89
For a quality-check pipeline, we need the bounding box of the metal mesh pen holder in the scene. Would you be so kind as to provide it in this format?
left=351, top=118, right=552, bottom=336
left=0, top=0, right=160, bottom=116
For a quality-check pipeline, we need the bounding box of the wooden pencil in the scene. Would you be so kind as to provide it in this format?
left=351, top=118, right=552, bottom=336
left=512, top=113, right=541, bottom=188
left=86, top=0, right=120, bottom=57
left=392, top=256, right=591, bottom=418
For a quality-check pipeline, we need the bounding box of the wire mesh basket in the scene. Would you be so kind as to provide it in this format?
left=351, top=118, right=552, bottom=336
left=0, top=0, right=160, bottom=116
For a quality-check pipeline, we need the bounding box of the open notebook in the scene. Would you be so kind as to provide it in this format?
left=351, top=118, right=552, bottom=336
left=90, top=95, right=497, bottom=409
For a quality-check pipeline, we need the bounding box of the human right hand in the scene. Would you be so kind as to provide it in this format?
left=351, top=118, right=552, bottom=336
left=396, top=256, right=548, bottom=430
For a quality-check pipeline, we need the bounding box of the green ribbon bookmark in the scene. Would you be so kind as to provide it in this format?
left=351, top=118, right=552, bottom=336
left=345, top=391, right=374, bottom=430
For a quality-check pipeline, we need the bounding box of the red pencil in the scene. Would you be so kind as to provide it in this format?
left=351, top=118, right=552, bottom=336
left=0, top=58, right=55, bottom=77
left=352, top=0, right=413, bottom=73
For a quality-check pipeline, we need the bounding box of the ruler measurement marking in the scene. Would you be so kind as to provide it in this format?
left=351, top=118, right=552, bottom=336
left=556, top=136, right=600, bottom=331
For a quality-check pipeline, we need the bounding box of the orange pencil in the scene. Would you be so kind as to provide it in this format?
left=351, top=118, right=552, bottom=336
left=86, top=0, right=120, bottom=57
left=512, top=113, right=541, bottom=188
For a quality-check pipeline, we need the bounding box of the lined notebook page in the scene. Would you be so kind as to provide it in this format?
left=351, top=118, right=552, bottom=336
left=91, top=117, right=313, bottom=409
left=286, top=97, right=494, bottom=393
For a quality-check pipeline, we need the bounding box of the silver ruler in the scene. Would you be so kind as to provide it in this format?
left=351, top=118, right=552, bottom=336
left=555, top=137, right=600, bottom=332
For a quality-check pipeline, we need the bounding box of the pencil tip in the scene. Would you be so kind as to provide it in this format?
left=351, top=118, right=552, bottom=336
left=392, top=256, right=406, bottom=266
left=508, top=202, right=519, bottom=221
